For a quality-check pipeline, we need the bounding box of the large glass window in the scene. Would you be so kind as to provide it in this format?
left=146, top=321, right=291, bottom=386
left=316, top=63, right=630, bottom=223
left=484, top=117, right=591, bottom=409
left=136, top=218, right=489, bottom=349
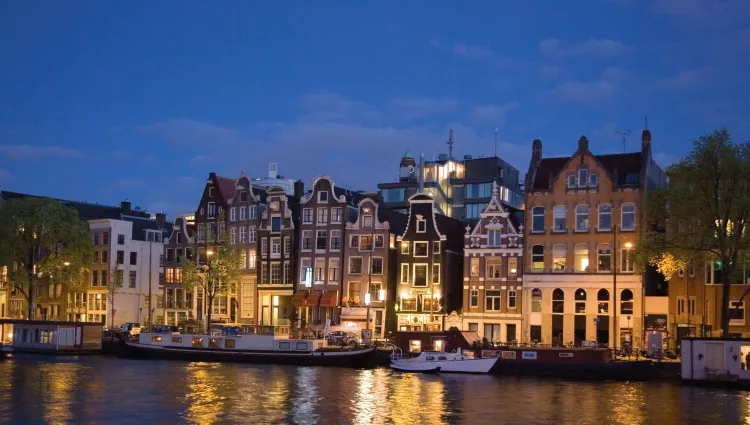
left=553, top=206, right=567, bottom=232
left=597, top=244, right=611, bottom=272
left=597, top=289, right=609, bottom=313
left=621, top=203, right=636, bottom=230
left=531, top=246, right=544, bottom=271
left=621, top=246, right=635, bottom=272
left=531, top=288, right=542, bottom=313
left=620, top=289, right=634, bottom=314
left=382, top=188, right=405, bottom=203
left=414, top=265, right=428, bottom=286
left=575, top=204, right=589, bottom=232
left=465, top=183, right=492, bottom=199
left=552, top=289, right=564, bottom=313
left=575, top=289, right=586, bottom=314
left=485, top=291, right=502, bottom=311
left=578, top=169, right=588, bottom=188
left=531, top=206, right=545, bottom=232
left=465, top=203, right=488, bottom=219
left=488, top=230, right=501, bottom=247
left=598, top=204, right=612, bottom=231
left=553, top=244, right=566, bottom=271
left=575, top=244, right=589, bottom=272
left=486, top=258, right=502, bottom=279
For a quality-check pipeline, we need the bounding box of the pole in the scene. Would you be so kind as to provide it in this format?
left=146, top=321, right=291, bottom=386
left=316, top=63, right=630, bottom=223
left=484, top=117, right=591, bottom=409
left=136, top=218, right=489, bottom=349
left=613, top=225, right=618, bottom=356
left=493, top=128, right=498, bottom=158
left=148, top=234, right=153, bottom=327
left=366, top=303, right=371, bottom=331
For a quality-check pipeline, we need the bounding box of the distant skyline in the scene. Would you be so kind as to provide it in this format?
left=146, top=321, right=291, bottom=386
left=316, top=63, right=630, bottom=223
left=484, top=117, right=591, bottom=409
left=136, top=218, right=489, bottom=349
left=1, top=1, right=748, bottom=218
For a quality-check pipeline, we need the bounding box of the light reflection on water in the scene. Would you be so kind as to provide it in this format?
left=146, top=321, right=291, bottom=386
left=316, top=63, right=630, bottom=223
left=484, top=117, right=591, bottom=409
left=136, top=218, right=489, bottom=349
left=1, top=356, right=750, bottom=424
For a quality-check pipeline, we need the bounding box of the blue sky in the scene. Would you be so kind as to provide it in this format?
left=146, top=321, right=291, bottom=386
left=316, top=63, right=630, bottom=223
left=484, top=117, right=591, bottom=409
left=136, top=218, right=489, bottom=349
left=1, top=1, right=748, bottom=218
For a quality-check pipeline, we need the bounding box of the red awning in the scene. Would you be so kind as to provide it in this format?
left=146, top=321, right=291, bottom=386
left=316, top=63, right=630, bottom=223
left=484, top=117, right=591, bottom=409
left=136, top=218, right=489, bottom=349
left=291, top=291, right=308, bottom=307
left=319, top=291, right=339, bottom=307
left=304, top=290, right=323, bottom=306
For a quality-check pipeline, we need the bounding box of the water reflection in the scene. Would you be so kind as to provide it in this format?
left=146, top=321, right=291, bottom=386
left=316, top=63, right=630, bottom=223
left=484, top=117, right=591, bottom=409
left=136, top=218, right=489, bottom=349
left=1, top=357, right=750, bottom=424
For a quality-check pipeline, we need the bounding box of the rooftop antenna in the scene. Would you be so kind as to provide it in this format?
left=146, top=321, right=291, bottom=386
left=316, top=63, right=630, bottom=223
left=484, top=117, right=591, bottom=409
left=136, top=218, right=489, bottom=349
left=493, top=128, right=499, bottom=157
left=615, top=129, right=631, bottom=153
left=644, top=116, right=649, bottom=130
left=446, top=129, right=455, bottom=159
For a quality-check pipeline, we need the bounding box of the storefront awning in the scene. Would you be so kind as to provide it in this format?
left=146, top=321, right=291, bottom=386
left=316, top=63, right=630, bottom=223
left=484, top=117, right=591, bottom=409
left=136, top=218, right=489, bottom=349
left=291, top=292, right=308, bottom=307
left=319, top=291, right=339, bottom=307
left=304, top=290, right=323, bottom=306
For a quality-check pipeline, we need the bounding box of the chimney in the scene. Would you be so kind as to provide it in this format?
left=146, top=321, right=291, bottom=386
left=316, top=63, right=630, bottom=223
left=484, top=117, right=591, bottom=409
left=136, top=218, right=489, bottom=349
left=524, top=139, right=543, bottom=188
left=578, top=135, right=589, bottom=152
left=155, top=212, right=167, bottom=229
left=641, top=129, right=652, bottom=153
left=418, top=153, right=425, bottom=193
left=121, top=199, right=131, bottom=213
left=294, top=180, right=305, bottom=198
left=532, top=139, right=542, bottom=157
left=269, top=163, right=278, bottom=179
left=208, top=172, right=216, bottom=179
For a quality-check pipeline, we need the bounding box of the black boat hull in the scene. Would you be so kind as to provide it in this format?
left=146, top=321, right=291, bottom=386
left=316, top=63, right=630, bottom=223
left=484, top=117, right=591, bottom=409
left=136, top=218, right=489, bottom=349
left=490, top=360, right=656, bottom=381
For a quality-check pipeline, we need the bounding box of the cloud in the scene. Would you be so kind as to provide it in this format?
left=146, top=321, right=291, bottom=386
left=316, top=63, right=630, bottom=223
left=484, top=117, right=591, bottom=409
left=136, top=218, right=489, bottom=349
left=540, top=38, right=632, bottom=58
left=388, top=97, right=458, bottom=120
left=0, top=169, right=12, bottom=184
left=652, top=0, right=750, bottom=25
left=297, top=92, right=379, bottom=123
left=549, top=81, right=618, bottom=105
left=471, top=102, right=520, bottom=124
left=136, top=119, right=245, bottom=147
left=452, top=43, right=512, bottom=66
left=0, top=145, right=85, bottom=160
left=651, top=68, right=711, bottom=91
left=113, top=179, right=147, bottom=189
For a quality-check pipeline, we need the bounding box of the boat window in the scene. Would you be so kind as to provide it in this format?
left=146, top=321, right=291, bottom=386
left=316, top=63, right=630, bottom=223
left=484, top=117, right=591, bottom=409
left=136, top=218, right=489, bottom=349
left=296, top=342, right=309, bottom=351
left=426, top=356, right=435, bottom=361
left=225, top=339, right=236, bottom=349
left=191, top=338, right=203, bottom=348
left=409, top=340, right=421, bottom=353
left=209, top=338, right=219, bottom=348
left=171, top=337, right=182, bottom=343
left=151, top=336, right=162, bottom=342
left=438, top=356, right=447, bottom=361
left=279, top=341, right=291, bottom=350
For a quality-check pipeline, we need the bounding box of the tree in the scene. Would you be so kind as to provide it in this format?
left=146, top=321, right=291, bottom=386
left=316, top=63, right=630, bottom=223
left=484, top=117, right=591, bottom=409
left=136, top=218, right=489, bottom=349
left=0, top=197, right=91, bottom=319
left=180, top=213, right=242, bottom=332
left=638, top=128, right=750, bottom=335
left=108, top=265, right=124, bottom=329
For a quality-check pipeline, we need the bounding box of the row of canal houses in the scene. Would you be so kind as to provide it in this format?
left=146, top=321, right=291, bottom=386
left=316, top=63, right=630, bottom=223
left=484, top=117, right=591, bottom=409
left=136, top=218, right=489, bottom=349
left=162, top=128, right=668, bottom=348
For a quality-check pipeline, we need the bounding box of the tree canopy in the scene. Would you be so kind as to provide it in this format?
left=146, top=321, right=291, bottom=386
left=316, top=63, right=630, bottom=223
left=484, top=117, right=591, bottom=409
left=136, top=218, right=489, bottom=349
left=639, top=128, right=750, bottom=334
left=0, top=196, right=91, bottom=318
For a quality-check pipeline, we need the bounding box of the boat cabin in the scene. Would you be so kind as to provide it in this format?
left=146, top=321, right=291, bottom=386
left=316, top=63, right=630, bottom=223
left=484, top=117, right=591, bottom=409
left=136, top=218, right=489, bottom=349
left=138, top=332, right=328, bottom=352
left=395, top=329, right=480, bottom=354
left=0, top=319, right=103, bottom=354
left=682, top=337, right=750, bottom=385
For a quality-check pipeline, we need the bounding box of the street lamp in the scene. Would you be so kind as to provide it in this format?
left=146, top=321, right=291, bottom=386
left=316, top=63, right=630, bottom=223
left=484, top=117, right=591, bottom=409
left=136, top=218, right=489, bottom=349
left=364, top=292, right=371, bottom=331
left=63, top=261, right=70, bottom=267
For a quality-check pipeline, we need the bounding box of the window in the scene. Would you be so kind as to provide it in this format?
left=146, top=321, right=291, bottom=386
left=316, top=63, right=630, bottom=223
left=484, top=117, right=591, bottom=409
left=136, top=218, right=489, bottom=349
left=231, top=228, right=237, bottom=244
left=432, top=241, right=440, bottom=255
left=116, top=251, right=124, bottom=264
left=303, top=209, right=313, bottom=224
left=621, top=203, right=636, bottom=231
left=414, top=242, right=428, bottom=257
left=301, top=231, right=312, bottom=251
left=272, top=217, right=281, bottom=232
left=598, top=204, right=612, bottom=231
left=465, top=203, right=488, bottom=219
left=371, top=258, right=383, bottom=275
left=531, top=245, right=544, bottom=272
left=92, top=232, right=99, bottom=245
left=688, top=262, right=695, bottom=277
left=250, top=206, right=257, bottom=219
left=117, top=234, right=125, bottom=245
left=552, top=288, right=564, bottom=313
left=230, top=207, right=237, bottom=221
left=248, top=249, right=257, bottom=269
left=300, top=259, right=312, bottom=286
left=271, top=263, right=282, bottom=284
left=597, top=244, right=611, bottom=272
left=531, top=207, right=545, bottom=232
left=620, top=289, right=634, bottom=314
left=621, top=246, right=635, bottom=272
left=488, top=230, right=501, bottom=247
left=271, top=237, right=281, bottom=256
left=368, top=282, right=382, bottom=300
left=575, top=205, right=589, bottom=232
left=240, top=250, right=247, bottom=269
left=249, top=226, right=257, bottom=242
left=349, top=257, right=363, bottom=274
left=239, top=206, right=247, bottom=220
left=318, top=191, right=328, bottom=203
left=400, top=241, right=409, bottom=254
left=129, top=252, right=137, bottom=265
left=208, top=202, right=216, bottom=218
left=261, top=237, right=268, bottom=256
left=239, top=227, right=247, bottom=243
left=91, top=270, right=98, bottom=286
left=552, top=244, right=566, bottom=271
left=578, top=169, right=588, bottom=188
left=329, top=258, right=340, bottom=282
left=101, top=270, right=108, bottom=286
left=129, top=271, right=137, bottom=288
left=470, top=290, right=479, bottom=307
left=401, top=264, right=409, bottom=283
left=317, top=208, right=328, bottom=225
left=485, top=291, right=501, bottom=311
left=508, top=291, right=517, bottom=308
left=330, top=230, right=342, bottom=250
left=383, top=188, right=405, bottom=203
left=316, top=230, right=327, bottom=251
left=531, top=288, right=542, bottom=313
left=413, top=264, right=428, bottom=286
left=465, top=183, right=491, bottom=199
left=567, top=174, right=576, bottom=188
left=362, top=215, right=373, bottom=228
left=350, top=235, right=360, bottom=249
left=102, top=231, right=109, bottom=245
left=417, top=218, right=426, bottom=233
left=332, top=208, right=343, bottom=223
left=553, top=206, right=567, bottom=232
left=487, top=258, right=502, bottom=279
left=590, top=173, right=598, bottom=188
left=730, top=301, right=745, bottom=324
left=432, top=264, right=440, bottom=283
left=508, top=257, right=518, bottom=278
left=575, top=244, right=589, bottom=272
left=598, top=289, right=609, bottom=314
left=575, top=289, right=586, bottom=314
left=261, top=263, right=269, bottom=283
left=470, top=258, right=480, bottom=276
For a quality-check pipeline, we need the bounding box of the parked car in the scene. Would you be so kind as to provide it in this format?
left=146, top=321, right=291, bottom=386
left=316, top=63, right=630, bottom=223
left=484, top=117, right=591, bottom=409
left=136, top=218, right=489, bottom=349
left=326, top=331, right=360, bottom=346
left=119, top=323, right=141, bottom=336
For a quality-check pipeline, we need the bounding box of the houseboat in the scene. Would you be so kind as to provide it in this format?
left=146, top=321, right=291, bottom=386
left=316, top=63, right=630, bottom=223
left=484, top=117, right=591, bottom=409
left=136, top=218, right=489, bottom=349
left=0, top=319, right=103, bottom=355
left=120, top=327, right=377, bottom=368
left=681, top=337, right=750, bottom=389
left=391, top=348, right=496, bottom=374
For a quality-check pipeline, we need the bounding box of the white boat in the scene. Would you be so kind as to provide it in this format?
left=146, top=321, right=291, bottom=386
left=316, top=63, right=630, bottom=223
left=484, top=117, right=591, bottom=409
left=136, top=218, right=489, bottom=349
left=390, top=349, right=497, bottom=374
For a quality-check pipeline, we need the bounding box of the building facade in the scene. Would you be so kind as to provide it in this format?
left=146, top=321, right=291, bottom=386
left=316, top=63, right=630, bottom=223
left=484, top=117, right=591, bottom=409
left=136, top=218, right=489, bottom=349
left=462, top=183, right=524, bottom=343
left=162, top=214, right=195, bottom=328
left=522, top=132, right=663, bottom=348
left=395, top=193, right=465, bottom=331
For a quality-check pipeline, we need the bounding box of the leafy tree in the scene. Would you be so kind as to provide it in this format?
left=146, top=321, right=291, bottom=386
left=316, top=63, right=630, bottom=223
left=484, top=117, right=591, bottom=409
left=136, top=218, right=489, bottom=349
left=180, top=212, right=242, bottom=331
left=638, top=128, right=750, bottom=335
left=108, top=265, right=124, bottom=328
left=0, top=197, right=91, bottom=319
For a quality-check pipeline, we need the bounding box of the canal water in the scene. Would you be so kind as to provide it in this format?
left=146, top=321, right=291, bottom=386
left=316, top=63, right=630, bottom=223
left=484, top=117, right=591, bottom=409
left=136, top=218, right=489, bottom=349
left=0, top=357, right=748, bottom=425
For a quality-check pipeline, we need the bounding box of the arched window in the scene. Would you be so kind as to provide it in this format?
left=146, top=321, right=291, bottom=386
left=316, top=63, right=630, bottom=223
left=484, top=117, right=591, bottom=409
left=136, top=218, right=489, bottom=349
left=575, top=289, right=586, bottom=314
left=553, top=206, right=567, bottom=232
left=531, top=288, right=542, bottom=313
left=552, top=288, right=565, bottom=313
left=621, top=203, right=636, bottom=231
left=553, top=244, right=566, bottom=271
left=575, top=244, right=589, bottom=272
left=532, top=206, right=545, bottom=232
left=597, top=289, right=609, bottom=314
left=621, top=289, right=634, bottom=314
left=597, top=243, right=611, bottom=272
left=575, top=204, right=589, bottom=232
left=598, top=204, right=612, bottom=231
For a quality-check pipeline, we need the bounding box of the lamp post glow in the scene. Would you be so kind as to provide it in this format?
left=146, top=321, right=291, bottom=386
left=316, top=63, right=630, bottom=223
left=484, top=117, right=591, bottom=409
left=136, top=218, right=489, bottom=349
left=364, top=292, right=371, bottom=331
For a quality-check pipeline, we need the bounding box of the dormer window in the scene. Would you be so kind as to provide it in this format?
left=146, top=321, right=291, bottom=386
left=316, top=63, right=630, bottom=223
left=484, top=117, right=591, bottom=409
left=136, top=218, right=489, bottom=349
left=416, top=217, right=426, bottom=233
left=567, top=174, right=576, bottom=189
left=207, top=202, right=216, bottom=218
left=590, top=173, right=598, bottom=188
left=578, top=169, right=588, bottom=188
left=318, top=191, right=328, bottom=203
